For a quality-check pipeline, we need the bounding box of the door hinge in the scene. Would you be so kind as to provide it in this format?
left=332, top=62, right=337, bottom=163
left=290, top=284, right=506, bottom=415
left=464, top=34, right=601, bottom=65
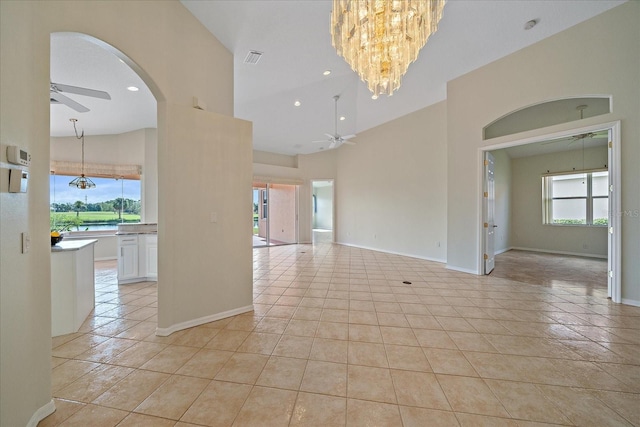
left=608, top=141, right=613, bottom=148
left=609, top=184, right=614, bottom=192
left=609, top=227, right=614, bottom=234
left=483, top=253, right=489, bottom=260
left=484, top=222, right=488, bottom=228
left=483, top=192, right=488, bottom=197
left=609, top=270, right=614, bottom=278
left=484, top=159, right=489, bottom=166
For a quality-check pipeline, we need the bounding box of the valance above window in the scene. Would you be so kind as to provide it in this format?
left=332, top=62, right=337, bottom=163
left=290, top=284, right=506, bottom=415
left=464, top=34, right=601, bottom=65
left=50, top=161, right=142, bottom=180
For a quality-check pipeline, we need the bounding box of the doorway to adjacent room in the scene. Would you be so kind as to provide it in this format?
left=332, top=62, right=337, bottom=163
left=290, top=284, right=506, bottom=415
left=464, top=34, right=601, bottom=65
left=311, top=180, right=334, bottom=244
left=253, top=182, right=298, bottom=247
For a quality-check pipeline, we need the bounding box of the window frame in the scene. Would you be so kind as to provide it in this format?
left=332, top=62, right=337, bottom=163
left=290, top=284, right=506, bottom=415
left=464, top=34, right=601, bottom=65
left=542, top=169, right=608, bottom=227
left=50, top=172, right=142, bottom=233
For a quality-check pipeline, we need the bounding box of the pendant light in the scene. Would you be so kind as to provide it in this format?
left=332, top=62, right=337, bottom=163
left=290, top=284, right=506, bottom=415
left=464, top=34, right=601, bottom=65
left=68, top=118, right=96, bottom=190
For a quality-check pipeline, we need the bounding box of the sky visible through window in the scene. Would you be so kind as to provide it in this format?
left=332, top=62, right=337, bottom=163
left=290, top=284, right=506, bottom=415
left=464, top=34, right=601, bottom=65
left=50, top=175, right=140, bottom=205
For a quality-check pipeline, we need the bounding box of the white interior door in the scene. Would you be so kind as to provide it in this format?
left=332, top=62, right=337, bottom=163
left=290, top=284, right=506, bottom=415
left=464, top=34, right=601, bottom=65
left=607, top=126, right=621, bottom=303
left=483, top=152, right=496, bottom=274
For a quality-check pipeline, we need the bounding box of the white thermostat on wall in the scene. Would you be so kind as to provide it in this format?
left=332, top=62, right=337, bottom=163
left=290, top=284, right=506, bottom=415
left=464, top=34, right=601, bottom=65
left=6, top=145, right=31, bottom=167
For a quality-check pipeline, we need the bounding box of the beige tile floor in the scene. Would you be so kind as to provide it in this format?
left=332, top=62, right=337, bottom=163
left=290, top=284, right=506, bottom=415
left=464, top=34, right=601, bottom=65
left=41, top=244, right=640, bottom=426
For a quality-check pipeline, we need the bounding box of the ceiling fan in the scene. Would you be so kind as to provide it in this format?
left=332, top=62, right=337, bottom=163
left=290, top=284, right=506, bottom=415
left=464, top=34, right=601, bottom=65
left=50, top=81, right=111, bottom=113
left=541, top=129, right=608, bottom=146
left=313, top=95, right=356, bottom=150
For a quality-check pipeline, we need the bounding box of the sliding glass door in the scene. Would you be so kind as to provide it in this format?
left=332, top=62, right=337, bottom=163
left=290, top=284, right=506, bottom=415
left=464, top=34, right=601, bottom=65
left=252, top=182, right=297, bottom=247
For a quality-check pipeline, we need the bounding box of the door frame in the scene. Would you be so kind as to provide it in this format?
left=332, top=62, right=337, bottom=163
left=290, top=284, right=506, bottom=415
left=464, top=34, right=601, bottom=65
left=252, top=182, right=299, bottom=247
left=479, top=120, right=621, bottom=302
left=483, top=151, right=496, bottom=274
left=310, top=179, right=335, bottom=243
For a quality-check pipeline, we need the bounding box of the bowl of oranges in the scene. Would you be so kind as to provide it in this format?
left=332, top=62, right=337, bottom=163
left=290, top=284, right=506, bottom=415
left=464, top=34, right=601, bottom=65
left=51, top=231, right=64, bottom=246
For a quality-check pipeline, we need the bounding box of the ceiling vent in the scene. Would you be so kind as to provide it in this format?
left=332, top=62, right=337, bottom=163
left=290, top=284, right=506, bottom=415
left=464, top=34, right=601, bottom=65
left=244, top=50, right=263, bottom=65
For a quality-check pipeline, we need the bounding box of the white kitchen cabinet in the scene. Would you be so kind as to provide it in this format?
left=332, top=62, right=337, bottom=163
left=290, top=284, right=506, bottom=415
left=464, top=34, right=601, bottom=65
left=117, top=235, right=139, bottom=282
left=145, top=234, right=158, bottom=280
left=117, top=233, right=157, bottom=284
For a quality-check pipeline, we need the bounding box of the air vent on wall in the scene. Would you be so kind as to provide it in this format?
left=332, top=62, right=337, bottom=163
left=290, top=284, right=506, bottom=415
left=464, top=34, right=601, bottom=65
left=244, top=50, right=263, bottom=65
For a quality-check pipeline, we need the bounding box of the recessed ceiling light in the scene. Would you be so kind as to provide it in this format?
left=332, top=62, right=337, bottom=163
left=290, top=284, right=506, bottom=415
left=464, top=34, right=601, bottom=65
left=294, top=100, right=301, bottom=107
left=340, top=116, right=346, bottom=121
left=127, top=86, right=139, bottom=92
left=524, top=19, right=538, bottom=30
left=323, top=70, right=331, bottom=76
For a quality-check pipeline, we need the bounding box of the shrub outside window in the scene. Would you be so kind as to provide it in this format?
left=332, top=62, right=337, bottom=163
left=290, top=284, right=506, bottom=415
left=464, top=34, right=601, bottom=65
left=542, top=170, right=608, bottom=226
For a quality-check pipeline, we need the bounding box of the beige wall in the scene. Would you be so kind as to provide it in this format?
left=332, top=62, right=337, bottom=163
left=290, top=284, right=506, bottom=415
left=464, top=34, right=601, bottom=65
left=158, top=104, right=253, bottom=331
left=51, top=129, right=145, bottom=164
left=446, top=2, right=639, bottom=303
left=335, top=101, right=448, bottom=262
left=509, top=146, right=608, bottom=258
left=0, top=1, right=241, bottom=426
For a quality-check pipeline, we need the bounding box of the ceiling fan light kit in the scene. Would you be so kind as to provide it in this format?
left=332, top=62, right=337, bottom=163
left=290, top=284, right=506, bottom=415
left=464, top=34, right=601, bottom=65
left=331, top=0, right=446, bottom=97
left=312, top=95, right=357, bottom=150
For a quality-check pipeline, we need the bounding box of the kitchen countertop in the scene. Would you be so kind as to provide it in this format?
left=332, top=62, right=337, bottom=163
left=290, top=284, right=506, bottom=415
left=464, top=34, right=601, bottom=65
left=116, top=231, right=158, bottom=235
left=117, top=223, right=158, bottom=235
left=51, top=239, right=97, bottom=252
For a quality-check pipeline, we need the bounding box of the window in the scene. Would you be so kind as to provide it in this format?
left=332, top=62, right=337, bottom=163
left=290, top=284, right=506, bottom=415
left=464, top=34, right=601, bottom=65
left=261, top=189, right=268, bottom=219
left=542, top=170, right=608, bottom=226
left=50, top=174, right=141, bottom=232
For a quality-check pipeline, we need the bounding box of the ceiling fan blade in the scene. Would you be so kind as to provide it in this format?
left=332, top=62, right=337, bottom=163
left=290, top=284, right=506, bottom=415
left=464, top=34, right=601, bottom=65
left=343, top=140, right=356, bottom=145
left=51, top=82, right=111, bottom=100
left=341, top=134, right=356, bottom=140
left=324, top=133, right=334, bottom=139
left=50, top=92, right=90, bottom=113
left=329, top=141, right=336, bottom=149
left=311, top=140, right=328, bottom=143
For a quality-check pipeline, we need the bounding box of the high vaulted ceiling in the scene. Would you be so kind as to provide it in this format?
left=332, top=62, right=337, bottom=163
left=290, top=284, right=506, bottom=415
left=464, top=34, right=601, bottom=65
left=50, top=1, right=625, bottom=155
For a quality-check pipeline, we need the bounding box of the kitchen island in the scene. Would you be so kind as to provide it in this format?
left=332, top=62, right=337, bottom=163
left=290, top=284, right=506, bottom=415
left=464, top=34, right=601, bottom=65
left=51, top=239, right=97, bottom=337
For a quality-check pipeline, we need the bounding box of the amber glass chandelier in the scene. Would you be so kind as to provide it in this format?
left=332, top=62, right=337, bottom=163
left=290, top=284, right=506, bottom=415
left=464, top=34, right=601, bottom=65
left=331, top=0, right=446, bottom=98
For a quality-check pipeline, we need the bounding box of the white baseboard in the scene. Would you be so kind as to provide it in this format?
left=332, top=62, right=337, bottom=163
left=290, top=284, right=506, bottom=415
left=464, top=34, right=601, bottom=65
left=621, top=298, right=640, bottom=307
left=509, top=246, right=607, bottom=259
left=495, top=247, right=511, bottom=255
left=118, top=277, right=158, bottom=285
left=27, top=399, right=56, bottom=427
left=155, top=304, right=254, bottom=336
left=445, top=264, right=479, bottom=275
left=335, top=241, right=446, bottom=264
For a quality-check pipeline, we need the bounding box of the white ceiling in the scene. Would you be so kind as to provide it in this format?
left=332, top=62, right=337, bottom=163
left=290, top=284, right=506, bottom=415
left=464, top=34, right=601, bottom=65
left=50, top=33, right=156, bottom=138
left=50, top=1, right=624, bottom=156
